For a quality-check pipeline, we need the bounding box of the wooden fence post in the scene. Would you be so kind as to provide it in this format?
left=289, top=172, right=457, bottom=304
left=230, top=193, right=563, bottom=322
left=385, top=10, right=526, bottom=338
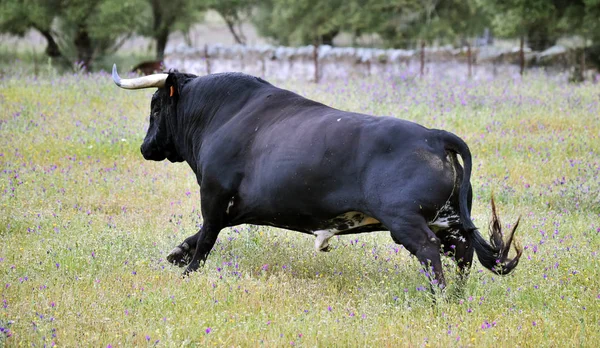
left=313, top=44, right=319, bottom=83
left=581, top=42, right=586, bottom=80
left=519, top=36, right=525, bottom=76
left=420, top=41, right=425, bottom=78
left=204, top=44, right=211, bottom=75
left=467, top=41, right=472, bottom=79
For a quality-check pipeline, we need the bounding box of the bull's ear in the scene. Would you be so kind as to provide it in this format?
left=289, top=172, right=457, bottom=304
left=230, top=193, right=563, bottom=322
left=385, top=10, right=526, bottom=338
left=165, top=73, right=179, bottom=100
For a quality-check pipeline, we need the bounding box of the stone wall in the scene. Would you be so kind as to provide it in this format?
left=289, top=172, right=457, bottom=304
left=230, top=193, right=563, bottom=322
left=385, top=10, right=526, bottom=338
left=164, top=43, right=593, bottom=82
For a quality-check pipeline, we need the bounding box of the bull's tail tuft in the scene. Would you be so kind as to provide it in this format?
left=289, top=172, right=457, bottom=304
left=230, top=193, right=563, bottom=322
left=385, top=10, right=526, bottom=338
left=472, top=196, right=523, bottom=275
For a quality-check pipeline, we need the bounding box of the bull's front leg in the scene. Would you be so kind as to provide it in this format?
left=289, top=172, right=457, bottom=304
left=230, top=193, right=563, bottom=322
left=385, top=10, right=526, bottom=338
left=183, top=222, right=222, bottom=275
left=167, top=233, right=199, bottom=267
left=167, top=223, right=224, bottom=273
left=172, top=180, right=230, bottom=275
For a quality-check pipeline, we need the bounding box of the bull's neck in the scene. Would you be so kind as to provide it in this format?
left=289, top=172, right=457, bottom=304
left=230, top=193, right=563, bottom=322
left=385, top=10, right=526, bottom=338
left=175, top=104, right=231, bottom=174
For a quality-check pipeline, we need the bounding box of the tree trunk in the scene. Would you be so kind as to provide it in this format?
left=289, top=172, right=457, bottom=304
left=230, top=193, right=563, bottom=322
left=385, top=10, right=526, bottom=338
left=36, top=28, right=61, bottom=58
left=223, top=16, right=245, bottom=45
left=320, top=30, right=339, bottom=46
left=526, top=26, right=555, bottom=51
left=151, top=0, right=171, bottom=60
left=32, top=26, right=70, bottom=67
left=155, top=29, right=169, bottom=60
left=74, top=26, right=94, bottom=71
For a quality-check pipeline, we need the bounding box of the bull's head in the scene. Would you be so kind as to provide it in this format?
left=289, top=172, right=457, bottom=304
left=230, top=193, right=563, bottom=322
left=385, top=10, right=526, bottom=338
left=112, top=64, right=184, bottom=163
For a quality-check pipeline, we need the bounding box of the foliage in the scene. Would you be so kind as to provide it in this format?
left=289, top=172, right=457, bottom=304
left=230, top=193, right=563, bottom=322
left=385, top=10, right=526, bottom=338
left=0, top=0, right=62, bottom=59
left=59, top=0, right=148, bottom=69
left=1, top=70, right=599, bottom=346
left=0, top=0, right=147, bottom=70
left=477, top=0, right=600, bottom=50
left=253, top=0, right=600, bottom=52
left=3, top=0, right=600, bottom=69
left=205, top=0, right=255, bottom=45
left=0, top=0, right=204, bottom=69
left=0, top=0, right=56, bottom=35
left=253, top=0, right=488, bottom=48
left=343, top=0, right=421, bottom=47
left=253, top=0, right=348, bottom=45
left=374, top=0, right=489, bottom=47
left=560, top=0, right=600, bottom=44
left=138, top=0, right=205, bottom=60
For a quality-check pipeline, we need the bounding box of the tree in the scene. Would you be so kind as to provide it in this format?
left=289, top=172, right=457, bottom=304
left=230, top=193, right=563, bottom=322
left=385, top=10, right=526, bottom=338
left=0, top=0, right=146, bottom=70
left=478, top=0, right=600, bottom=71
left=368, top=0, right=488, bottom=48
left=251, top=0, right=486, bottom=49
left=0, top=0, right=66, bottom=62
left=582, top=0, right=600, bottom=70
left=141, top=0, right=204, bottom=60
left=253, top=0, right=348, bottom=46
left=477, top=0, right=557, bottom=51
left=554, top=0, right=600, bottom=76
left=61, top=0, right=149, bottom=70
left=555, top=0, right=600, bottom=42
left=205, top=0, right=255, bottom=45
left=342, top=0, right=421, bottom=48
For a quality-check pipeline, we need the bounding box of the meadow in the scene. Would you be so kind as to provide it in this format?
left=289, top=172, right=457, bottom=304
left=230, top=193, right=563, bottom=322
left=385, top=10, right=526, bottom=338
left=0, top=66, right=598, bottom=347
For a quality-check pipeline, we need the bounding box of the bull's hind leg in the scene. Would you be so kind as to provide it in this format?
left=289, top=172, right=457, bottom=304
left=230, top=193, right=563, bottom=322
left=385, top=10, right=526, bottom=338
left=439, top=229, right=474, bottom=279
left=439, top=230, right=474, bottom=297
left=387, top=215, right=446, bottom=291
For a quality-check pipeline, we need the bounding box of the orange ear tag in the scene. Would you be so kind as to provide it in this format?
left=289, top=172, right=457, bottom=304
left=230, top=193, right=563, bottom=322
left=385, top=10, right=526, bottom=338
left=169, top=86, right=174, bottom=97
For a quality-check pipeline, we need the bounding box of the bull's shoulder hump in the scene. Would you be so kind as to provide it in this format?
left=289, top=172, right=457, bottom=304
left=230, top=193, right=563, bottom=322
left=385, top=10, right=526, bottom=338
left=185, top=72, right=274, bottom=98
left=194, top=72, right=273, bottom=90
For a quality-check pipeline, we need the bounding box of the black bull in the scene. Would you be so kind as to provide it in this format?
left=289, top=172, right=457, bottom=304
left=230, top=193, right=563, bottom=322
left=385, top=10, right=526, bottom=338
left=112, top=65, right=522, bottom=290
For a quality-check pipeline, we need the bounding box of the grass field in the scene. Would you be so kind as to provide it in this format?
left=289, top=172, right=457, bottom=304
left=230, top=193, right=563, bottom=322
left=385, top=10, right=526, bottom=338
left=1, top=66, right=599, bottom=347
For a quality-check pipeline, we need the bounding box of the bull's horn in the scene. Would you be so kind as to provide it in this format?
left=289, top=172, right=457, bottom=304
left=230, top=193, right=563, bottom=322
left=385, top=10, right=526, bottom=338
left=112, top=64, right=168, bottom=89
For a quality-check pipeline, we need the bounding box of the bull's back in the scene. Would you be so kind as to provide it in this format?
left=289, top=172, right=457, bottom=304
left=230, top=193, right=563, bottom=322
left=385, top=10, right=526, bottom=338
left=237, top=99, right=447, bottom=212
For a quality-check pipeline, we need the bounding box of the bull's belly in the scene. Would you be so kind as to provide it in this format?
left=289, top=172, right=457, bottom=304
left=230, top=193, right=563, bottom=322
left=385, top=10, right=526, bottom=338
left=227, top=209, right=386, bottom=251
left=311, top=212, right=385, bottom=251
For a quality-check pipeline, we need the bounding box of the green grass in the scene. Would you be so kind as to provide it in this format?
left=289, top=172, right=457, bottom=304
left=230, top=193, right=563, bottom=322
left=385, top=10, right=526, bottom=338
left=0, top=44, right=156, bottom=77
left=1, top=70, right=599, bottom=347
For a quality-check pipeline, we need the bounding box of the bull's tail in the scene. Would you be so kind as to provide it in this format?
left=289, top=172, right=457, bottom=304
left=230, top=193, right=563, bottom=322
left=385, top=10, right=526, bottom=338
left=441, top=131, right=523, bottom=275
left=472, top=197, right=523, bottom=274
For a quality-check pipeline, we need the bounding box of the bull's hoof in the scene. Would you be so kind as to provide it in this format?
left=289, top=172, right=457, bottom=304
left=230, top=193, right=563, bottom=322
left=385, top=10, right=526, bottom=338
left=183, top=260, right=200, bottom=277
left=319, top=245, right=331, bottom=252
left=181, top=268, right=192, bottom=278
left=167, top=242, right=191, bottom=267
